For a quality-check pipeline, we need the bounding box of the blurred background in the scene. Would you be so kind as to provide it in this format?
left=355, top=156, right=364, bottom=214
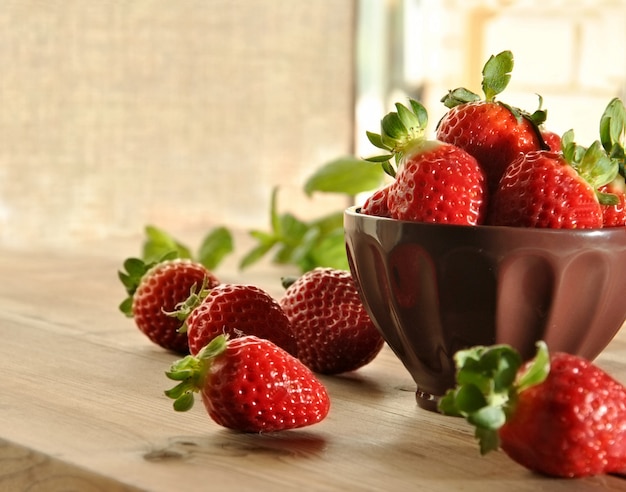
left=1, top=0, right=625, bottom=256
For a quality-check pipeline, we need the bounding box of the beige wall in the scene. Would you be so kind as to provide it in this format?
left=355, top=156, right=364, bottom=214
left=0, top=1, right=356, bottom=252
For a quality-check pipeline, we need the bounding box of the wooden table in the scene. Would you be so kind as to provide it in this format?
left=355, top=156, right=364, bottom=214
left=2, top=247, right=626, bottom=491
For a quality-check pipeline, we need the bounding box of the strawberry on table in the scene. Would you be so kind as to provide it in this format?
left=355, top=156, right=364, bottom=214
left=439, top=342, right=626, bottom=478
left=175, top=282, right=297, bottom=357
left=489, top=130, right=618, bottom=228
left=279, top=267, right=384, bottom=375
left=365, top=99, right=488, bottom=225
left=436, top=50, right=548, bottom=193
left=119, top=256, right=220, bottom=354
left=165, top=334, right=330, bottom=433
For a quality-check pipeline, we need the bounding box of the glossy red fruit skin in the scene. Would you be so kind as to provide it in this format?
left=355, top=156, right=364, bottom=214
left=541, top=130, right=562, bottom=152
left=361, top=185, right=391, bottom=218
left=133, top=259, right=219, bottom=353
left=387, top=142, right=487, bottom=225
left=186, top=284, right=297, bottom=356
left=489, top=150, right=603, bottom=229
left=436, top=101, right=543, bottom=193
left=201, top=336, right=330, bottom=433
left=279, top=268, right=384, bottom=374
left=499, top=352, right=626, bottom=478
left=600, top=183, right=626, bottom=227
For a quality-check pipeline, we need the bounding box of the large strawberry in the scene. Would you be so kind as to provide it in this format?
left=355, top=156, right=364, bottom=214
left=175, top=282, right=297, bottom=357
left=366, top=99, right=488, bottom=225
left=436, top=50, right=548, bottom=193
left=119, top=256, right=220, bottom=353
left=439, top=342, right=626, bottom=478
left=489, top=130, right=618, bottom=228
left=279, top=267, right=384, bottom=374
left=165, top=334, right=330, bottom=433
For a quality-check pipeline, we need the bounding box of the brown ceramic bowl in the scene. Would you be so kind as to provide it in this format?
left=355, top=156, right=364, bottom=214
left=344, top=206, right=626, bottom=411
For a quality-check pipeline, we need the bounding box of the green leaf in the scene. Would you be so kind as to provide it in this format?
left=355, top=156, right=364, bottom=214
left=516, top=341, right=550, bottom=392
left=197, top=226, right=234, bottom=270
left=239, top=236, right=277, bottom=270
left=304, top=156, right=384, bottom=197
left=440, top=87, right=481, bottom=108
left=308, top=228, right=349, bottom=271
left=366, top=131, right=388, bottom=151
left=482, top=50, right=514, bottom=101
left=600, top=97, right=626, bottom=154
left=467, top=405, right=506, bottom=431
left=142, top=225, right=192, bottom=263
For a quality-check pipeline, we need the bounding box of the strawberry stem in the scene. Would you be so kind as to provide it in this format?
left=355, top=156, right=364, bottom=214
left=365, top=99, right=430, bottom=177
left=164, top=334, right=229, bottom=412
left=438, top=341, right=550, bottom=455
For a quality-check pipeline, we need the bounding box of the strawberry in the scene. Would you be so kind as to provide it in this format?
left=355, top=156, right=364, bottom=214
left=541, top=129, right=562, bottom=152
left=436, top=51, right=548, bottom=193
left=165, top=334, right=330, bottom=433
left=439, top=342, right=626, bottom=478
left=177, top=283, right=297, bottom=357
left=600, top=178, right=626, bottom=227
left=361, top=185, right=391, bottom=218
left=488, top=130, right=618, bottom=228
left=598, top=97, right=626, bottom=226
left=279, top=267, right=384, bottom=374
left=119, top=256, right=220, bottom=353
left=365, top=99, right=488, bottom=225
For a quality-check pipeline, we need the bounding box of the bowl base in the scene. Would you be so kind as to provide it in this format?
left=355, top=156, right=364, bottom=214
left=415, top=387, right=441, bottom=412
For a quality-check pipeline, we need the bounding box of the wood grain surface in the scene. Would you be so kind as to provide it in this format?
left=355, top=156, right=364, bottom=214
left=2, top=248, right=626, bottom=492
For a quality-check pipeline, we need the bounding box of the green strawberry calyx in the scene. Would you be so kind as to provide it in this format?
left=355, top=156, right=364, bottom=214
left=599, top=97, right=626, bottom=178
left=162, top=275, right=214, bottom=333
left=440, top=50, right=549, bottom=146
left=164, top=334, right=229, bottom=412
left=561, top=129, right=620, bottom=206
left=364, top=98, right=430, bottom=177
left=117, top=251, right=179, bottom=317
left=438, top=341, right=550, bottom=455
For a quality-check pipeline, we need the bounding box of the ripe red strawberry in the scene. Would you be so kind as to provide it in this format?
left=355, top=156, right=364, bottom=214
left=180, top=283, right=297, bottom=357
left=279, top=267, right=384, bottom=374
left=361, top=185, right=391, bottom=218
left=598, top=97, right=626, bottom=226
left=489, top=131, right=618, bottom=228
left=541, top=129, right=562, bottom=152
left=119, top=257, right=220, bottom=353
left=439, top=342, right=626, bottom=478
left=436, top=51, right=548, bottom=193
left=365, top=99, right=488, bottom=225
left=165, top=334, right=330, bottom=433
left=600, top=178, right=626, bottom=227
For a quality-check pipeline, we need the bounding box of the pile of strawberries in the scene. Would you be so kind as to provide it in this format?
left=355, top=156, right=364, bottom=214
left=118, top=256, right=384, bottom=433
left=116, top=50, right=626, bottom=480
left=361, top=51, right=626, bottom=229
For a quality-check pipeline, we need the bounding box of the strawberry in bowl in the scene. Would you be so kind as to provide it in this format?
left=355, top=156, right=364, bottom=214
left=345, top=54, right=626, bottom=411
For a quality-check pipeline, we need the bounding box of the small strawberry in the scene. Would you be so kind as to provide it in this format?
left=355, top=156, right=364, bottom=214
left=165, top=334, right=330, bottom=433
left=119, top=256, right=220, bottom=353
left=361, top=185, right=391, bottom=218
left=436, top=51, right=548, bottom=193
left=439, top=342, right=626, bottom=478
left=489, top=130, right=618, bottom=228
left=279, top=267, right=384, bottom=374
left=599, top=97, right=626, bottom=226
left=175, top=282, right=297, bottom=357
left=541, top=129, right=562, bottom=152
left=600, top=177, right=626, bottom=227
left=365, top=99, right=488, bottom=225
